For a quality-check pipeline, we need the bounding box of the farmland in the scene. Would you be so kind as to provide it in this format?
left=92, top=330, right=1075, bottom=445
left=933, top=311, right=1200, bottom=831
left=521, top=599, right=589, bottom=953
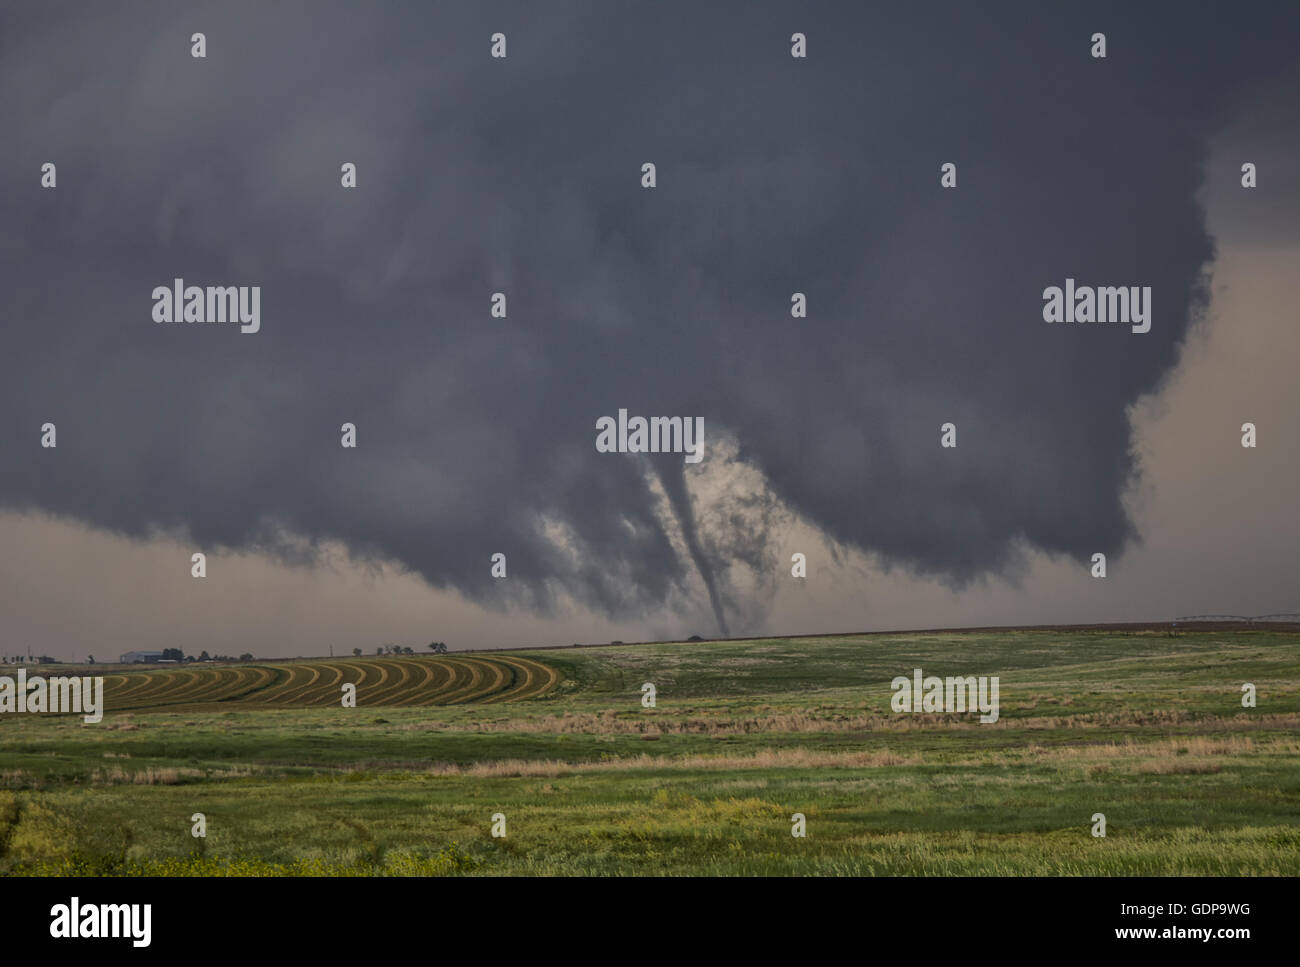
left=1, top=628, right=1297, bottom=876
left=100, top=653, right=559, bottom=712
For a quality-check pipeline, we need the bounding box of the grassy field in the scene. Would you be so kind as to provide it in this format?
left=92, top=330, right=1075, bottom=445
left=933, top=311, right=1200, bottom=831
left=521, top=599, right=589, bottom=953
left=1, top=629, right=1297, bottom=876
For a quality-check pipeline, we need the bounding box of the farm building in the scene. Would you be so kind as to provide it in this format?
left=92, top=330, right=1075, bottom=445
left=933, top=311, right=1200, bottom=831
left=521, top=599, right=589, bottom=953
left=119, top=650, right=164, bottom=664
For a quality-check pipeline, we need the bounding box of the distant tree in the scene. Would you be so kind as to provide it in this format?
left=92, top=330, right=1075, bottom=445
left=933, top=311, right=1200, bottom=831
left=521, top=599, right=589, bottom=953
left=375, top=647, right=383, bottom=655
left=403, top=646, right=414, bottom=655
left=184, top=655, right=195, bottom=663
left=87, top=655, right=95, bottom=664
left=162, top=647, right=184, bottom=662
left=198, top=650, right=211, bottom=662
left=353, top=648, right=362, bottom=657
left=239, top=653, right=253, bottom=661
left=428, top=642, right=448, bottom=654
left=687, top=635, right=704, bottom=642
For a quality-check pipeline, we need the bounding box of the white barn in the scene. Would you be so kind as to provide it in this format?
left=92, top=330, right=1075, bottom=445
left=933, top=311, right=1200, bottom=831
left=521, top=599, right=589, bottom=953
left=119, top=650, right=164, bottom=664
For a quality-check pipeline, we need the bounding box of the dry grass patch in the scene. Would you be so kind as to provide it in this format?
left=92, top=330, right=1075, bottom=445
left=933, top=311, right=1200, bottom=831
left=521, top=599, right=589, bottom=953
left=89, top=765, right=261, bottom=785
left=981, top=734, right=1298, bottom=774
left=398, top=746, right=915, bottom=779
left=428, top=708, right=1300, bottom=737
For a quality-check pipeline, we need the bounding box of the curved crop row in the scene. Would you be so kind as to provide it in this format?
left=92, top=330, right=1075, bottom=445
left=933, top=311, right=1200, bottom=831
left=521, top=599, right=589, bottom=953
left=103, top=654, right=559, bottom=712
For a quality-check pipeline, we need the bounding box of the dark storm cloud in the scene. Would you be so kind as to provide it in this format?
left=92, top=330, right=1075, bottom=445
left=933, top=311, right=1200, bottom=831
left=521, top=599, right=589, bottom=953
left=1, top=1, right=1296, bottom=635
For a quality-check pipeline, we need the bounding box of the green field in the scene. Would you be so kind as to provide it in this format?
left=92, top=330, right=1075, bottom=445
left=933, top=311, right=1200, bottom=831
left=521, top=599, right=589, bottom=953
left=1, top=629, right=1297, bottom=876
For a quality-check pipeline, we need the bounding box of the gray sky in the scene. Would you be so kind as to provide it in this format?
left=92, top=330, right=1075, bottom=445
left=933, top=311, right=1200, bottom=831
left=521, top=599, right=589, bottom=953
left=1, top=2, right=1297, bottom=658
